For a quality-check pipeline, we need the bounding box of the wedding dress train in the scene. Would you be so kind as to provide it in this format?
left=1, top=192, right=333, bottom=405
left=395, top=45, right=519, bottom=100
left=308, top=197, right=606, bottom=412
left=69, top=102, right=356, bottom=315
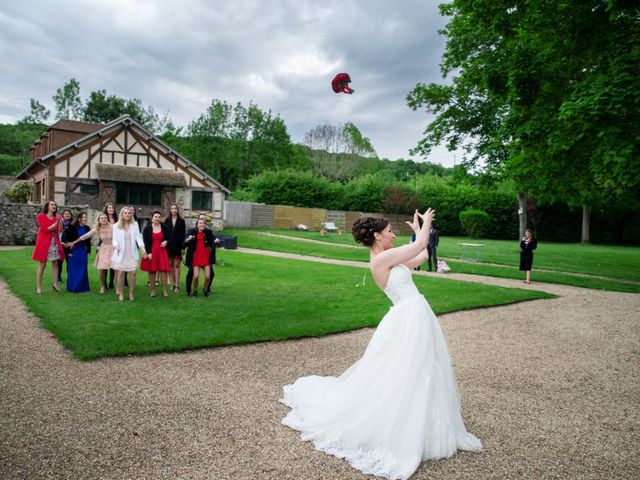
left=282, top=264, right=481, bottom=480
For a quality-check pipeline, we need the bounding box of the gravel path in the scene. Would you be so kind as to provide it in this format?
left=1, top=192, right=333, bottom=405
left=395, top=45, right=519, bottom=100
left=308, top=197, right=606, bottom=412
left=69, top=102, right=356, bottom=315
left=1, top=249, right=639, bottom=480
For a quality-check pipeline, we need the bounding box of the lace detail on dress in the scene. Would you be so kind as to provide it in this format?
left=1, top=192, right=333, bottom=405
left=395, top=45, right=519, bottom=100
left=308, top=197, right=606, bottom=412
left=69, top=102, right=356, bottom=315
left=383, top=264, right=421, bottom=305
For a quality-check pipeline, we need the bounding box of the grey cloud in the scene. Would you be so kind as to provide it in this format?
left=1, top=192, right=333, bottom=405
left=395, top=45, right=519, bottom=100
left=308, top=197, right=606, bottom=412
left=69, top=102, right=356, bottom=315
left=0, top=0, right=455, bottom=164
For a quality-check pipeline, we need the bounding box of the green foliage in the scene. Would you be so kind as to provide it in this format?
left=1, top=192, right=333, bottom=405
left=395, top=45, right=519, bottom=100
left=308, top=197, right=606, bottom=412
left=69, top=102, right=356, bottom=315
left=83, top=90, right=169, bottom=133
left=380, top=184, right=419, bottom=215
left=408, top=0, right=640, bottom=211
left=3, top=180, right=33, bottom=203
left=0, top=123, right=48, bottom=175
left=342, top=173, right=389, bottom=212
left=19, top=99, right=50, bottom=124
left=303, top=122, right=378, bottom=181
left=246, top=169, right=343, bottom=209
left=170, top=99, right=305, bottom=189
left=52, top=78, right=83, bottom=120
left=459, top=209, right=491, bottom=238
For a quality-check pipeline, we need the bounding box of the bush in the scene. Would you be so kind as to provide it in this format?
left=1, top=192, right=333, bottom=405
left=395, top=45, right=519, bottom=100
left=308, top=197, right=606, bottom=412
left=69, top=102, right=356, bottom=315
left=246, top=169, right=344, bottom=209
left=3, top=180, right=32, bottom=203
left=459, top=209, right=490, bottom=238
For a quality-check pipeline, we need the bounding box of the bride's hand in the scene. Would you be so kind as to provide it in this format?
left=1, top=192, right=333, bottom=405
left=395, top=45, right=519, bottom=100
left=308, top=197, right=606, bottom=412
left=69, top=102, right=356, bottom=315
left=417, top=208, right=436, bottom=224
left=405, top=210, right=420, bottom=232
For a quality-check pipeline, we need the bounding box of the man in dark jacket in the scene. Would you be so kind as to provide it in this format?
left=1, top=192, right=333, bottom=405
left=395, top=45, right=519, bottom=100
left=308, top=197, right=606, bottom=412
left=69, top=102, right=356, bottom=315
left=427, top=225, right=439, bottom=272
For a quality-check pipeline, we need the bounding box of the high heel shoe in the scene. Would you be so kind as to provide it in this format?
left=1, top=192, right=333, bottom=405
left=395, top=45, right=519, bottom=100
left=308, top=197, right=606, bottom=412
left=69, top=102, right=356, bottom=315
left=52, top=284, right=61, bottom=292
left=129, top=294, right=135, bottom=301
left=118, top=294, right=124, bottom=302
left=36, top=287, right=42, bottom=295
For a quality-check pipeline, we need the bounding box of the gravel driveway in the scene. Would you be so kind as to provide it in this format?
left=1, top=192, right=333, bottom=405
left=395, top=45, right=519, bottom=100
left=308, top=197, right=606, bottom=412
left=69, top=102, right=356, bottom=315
left=1, top=250, right=638, bottom=479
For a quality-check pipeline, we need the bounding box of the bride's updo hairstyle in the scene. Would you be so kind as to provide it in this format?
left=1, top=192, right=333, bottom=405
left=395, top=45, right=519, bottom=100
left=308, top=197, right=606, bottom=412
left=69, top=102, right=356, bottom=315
left=352, top=216, right=389, bottom=247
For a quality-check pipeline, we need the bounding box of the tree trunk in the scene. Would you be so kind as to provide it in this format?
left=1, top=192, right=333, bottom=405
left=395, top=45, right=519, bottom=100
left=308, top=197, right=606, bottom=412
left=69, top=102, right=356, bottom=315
left=517, top=191, right=528, bottom=239
left=581, top=204, right=592, bottom=243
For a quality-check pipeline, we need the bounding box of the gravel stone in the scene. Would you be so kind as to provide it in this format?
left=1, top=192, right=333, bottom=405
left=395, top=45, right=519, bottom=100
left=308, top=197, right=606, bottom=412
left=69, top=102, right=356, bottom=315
left=1, top=254, right=639, bottom=480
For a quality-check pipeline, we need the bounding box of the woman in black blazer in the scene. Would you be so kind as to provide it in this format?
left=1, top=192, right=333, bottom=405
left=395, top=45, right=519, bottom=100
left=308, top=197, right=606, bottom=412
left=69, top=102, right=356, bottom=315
left=519, top=228, right=538, bottom=284
left=184, top=218, right=215, bottom=297
left=164, top=204, right=186, bottom=293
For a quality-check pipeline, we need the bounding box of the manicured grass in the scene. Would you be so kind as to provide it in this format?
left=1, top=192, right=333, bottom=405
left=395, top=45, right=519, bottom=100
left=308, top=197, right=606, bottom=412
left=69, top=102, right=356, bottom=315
left=0, top=248, right=552, bottom=360
left=225, top=229, right=640, bottom=292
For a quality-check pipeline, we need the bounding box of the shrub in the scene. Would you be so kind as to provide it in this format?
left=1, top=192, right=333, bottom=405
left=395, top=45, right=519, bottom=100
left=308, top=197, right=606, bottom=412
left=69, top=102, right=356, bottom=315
left=3, top=180, right=32, bottom=203
left=459, top=209, right=490, bottom=238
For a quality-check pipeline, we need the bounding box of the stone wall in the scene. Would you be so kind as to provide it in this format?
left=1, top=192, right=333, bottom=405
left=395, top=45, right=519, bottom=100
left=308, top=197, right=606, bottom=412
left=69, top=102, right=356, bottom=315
left=0, top=203, right=101, bottom=246
left=0, top=176, right=18, bottom=204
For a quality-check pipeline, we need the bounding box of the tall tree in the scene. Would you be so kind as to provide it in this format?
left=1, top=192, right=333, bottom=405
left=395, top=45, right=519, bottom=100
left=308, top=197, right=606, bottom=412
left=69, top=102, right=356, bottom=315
left=19, top=99, right=50, bottom=125
left=303, top=122, right=376, bottom=180
left=407, top=0, right=640, bottom=242
left=52, top=78, right=83, bottom=120
left=184, top=99, right=302, bottom=188
left=83, top=90, right=169, bottom=133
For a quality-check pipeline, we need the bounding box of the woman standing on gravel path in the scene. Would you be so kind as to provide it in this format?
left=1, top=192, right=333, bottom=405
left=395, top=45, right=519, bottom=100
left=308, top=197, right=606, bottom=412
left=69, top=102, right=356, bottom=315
left=282, top=209, right=481, bottom=480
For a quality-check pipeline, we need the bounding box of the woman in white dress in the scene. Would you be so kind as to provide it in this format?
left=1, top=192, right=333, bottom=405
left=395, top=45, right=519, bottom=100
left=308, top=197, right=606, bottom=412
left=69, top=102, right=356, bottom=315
left=111, top=206, right=146, bottom=302
left=282, top=208, right=482, bottom=480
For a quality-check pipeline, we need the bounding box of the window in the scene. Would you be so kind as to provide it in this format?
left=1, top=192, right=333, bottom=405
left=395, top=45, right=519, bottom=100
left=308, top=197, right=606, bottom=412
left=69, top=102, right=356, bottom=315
left=116, top=183, right=162, bottom=206
left=79, top=183, right=99, bottom=195
left=192, top=190, right=212, bottom=210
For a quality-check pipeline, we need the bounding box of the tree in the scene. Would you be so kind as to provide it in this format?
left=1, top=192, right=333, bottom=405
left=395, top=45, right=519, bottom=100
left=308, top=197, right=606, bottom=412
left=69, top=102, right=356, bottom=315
left=19, top=99, right=50, bottom=125
left=407, top=0, right=640, bottom=242
left=303, top=122, right=377, bottom=180
left=183, top=99, right=302, bottom=189
left=83, top=90, right=170, bottom=133
left=52, top=78, right=83, bottom=120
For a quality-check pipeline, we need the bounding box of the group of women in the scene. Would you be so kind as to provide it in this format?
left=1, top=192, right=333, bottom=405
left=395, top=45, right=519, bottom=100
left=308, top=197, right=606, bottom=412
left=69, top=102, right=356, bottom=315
left=32, top=200, right=218, bottom=300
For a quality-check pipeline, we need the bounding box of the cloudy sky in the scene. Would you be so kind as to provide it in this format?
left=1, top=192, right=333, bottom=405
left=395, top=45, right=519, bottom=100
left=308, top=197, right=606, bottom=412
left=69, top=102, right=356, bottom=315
left=0, top=0, right=459, bottom=166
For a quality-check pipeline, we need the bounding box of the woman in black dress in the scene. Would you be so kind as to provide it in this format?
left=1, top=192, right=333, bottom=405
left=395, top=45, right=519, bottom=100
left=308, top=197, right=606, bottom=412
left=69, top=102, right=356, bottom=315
left=519, top=228, right=538, bottom=284
left=164, top=203, right=186, bottom=293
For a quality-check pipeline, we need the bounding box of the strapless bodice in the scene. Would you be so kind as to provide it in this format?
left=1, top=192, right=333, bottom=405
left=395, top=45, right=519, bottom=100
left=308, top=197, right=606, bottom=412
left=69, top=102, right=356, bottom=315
left=383, top=264, right=421, bottom=305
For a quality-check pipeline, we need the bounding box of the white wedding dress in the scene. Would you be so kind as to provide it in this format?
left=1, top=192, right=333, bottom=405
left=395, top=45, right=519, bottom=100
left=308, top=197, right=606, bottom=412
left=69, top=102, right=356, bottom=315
left=281, top=264, right=482, bottom=480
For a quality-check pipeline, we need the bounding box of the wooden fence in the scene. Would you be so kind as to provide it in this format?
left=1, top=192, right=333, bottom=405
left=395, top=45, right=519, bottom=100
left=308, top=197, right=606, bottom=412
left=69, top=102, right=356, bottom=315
left=223, top=201, right=414, bottom=235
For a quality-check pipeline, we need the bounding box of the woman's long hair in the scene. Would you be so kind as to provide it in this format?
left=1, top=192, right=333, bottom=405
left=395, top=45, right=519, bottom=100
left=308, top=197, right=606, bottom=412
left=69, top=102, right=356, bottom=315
left=116, top=207, right=133, bottom=230
left=103, top=203, right=118, bottom=223
left=166, top=203, right=183, bottom=222
left=72, top=211, right=88, bottom=228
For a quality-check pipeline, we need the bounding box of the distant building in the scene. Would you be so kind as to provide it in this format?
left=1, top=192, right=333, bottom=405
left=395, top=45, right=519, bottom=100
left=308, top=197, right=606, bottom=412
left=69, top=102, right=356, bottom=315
left=17, top=115, right=229, bottom=220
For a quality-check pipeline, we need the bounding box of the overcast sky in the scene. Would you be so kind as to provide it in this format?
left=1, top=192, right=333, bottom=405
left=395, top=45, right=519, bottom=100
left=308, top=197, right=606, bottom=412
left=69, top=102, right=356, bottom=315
left=0, top=0, right=460, bottom=166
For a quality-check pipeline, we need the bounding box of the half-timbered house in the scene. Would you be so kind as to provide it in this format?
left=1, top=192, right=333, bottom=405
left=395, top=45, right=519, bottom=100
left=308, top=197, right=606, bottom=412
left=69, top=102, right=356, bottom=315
left=18, top=115, right=229, bottom=221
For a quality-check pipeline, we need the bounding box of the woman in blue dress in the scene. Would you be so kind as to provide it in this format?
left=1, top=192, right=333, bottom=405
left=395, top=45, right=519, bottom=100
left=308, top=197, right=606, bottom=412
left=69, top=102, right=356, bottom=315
left=62, top=211, right=91, bottom=293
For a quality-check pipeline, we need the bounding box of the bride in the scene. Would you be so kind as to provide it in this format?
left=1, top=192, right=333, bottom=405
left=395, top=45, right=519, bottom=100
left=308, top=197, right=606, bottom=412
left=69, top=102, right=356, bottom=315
left=281, top=208, right=482, bottom=480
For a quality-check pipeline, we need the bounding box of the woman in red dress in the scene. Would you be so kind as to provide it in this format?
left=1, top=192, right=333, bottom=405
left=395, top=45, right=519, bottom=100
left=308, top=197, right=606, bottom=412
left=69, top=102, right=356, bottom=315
left=140, top=210, right=171, bottom=297
left=183, top=218, right=214, bottom=297
left=32, top=200, right=65, bottom=294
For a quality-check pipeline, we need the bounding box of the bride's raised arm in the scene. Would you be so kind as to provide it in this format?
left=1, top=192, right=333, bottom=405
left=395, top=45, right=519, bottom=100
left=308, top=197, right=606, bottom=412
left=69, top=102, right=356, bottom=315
left=372, top=208, right=435, bottom=272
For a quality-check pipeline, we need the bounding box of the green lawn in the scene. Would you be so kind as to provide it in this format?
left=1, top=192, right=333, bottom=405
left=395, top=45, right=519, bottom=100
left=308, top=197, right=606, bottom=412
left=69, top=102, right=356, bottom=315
left=226, top=229, right=640, bottom=292
left=0, top=248, right=552, bottom=360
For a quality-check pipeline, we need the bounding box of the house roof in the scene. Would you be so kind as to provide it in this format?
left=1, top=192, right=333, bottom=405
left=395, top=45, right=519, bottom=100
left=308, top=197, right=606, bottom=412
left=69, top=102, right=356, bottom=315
left=95, top=164, right=186, bottom=187
left=49, top=119, right=103, bottom=134
left=17, top=115, right=230, bottom=193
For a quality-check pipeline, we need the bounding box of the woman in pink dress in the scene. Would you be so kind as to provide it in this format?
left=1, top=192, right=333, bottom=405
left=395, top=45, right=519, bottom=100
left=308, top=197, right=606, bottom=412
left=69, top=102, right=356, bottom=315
left=67, top=213, right=113, bottom=293
left=103, top=203, right=118, bottom=289
left=32, top=200, right=64, bottom=294
left=140, top=210, right=171, bottom=297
